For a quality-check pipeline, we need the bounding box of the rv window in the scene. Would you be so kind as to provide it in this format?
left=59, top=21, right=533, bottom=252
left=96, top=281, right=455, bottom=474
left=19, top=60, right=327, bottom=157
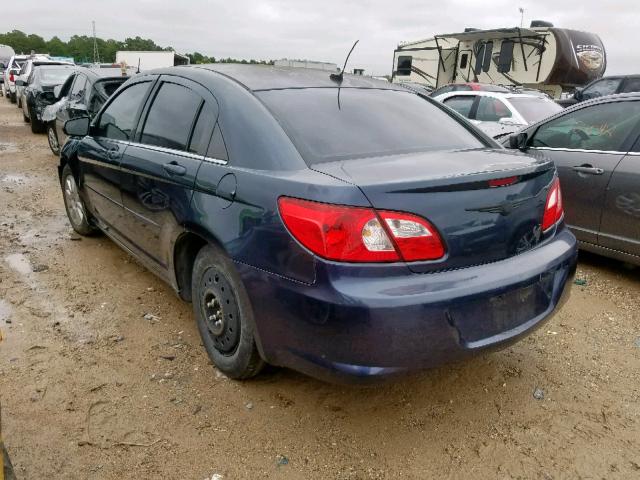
left=460, top=54, right=468, bottom=70
left=397, top=56, right=412, bottom=76
left=498, top=41, right=514, bottom=73
left=482, top=41, right=493, bottom=73
left=474, top=46, right=484, bottom=75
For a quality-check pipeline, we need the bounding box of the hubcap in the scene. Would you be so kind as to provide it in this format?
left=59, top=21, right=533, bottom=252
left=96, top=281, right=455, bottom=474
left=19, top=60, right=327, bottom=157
left=200, top=267, right=240, bottom=354
left=48, top=127, right=59, bottom=151
left=64, top=174, right=85, bottom=226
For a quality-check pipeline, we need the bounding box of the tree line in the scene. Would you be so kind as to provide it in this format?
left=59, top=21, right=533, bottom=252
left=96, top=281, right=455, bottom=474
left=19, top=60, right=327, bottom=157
left=0, top=30, right=274, bottom=65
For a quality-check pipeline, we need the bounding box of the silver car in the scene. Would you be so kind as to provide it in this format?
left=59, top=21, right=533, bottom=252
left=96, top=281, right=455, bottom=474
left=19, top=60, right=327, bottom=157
left=504, top=93, right=640, bottom=265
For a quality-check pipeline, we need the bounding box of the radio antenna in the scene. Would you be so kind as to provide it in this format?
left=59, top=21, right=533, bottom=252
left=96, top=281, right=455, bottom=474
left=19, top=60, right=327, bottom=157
left=330, top=40, right=359, bottom=83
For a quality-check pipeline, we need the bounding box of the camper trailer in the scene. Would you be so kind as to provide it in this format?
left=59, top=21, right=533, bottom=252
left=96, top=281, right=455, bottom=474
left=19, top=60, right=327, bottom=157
left=392, top=22, right=606, bottom=98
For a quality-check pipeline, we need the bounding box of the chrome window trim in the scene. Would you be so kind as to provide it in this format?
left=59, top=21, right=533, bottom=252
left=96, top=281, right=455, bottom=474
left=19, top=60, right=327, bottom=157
left=530, top=146, right=629, bottom=155
left=89, top=137, right=229, bottom=165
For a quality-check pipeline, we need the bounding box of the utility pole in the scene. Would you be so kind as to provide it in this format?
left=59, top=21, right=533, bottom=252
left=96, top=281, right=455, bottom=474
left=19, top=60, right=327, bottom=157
left=92, top=20, right=100, bottom=64
left=519, top=7, right=525, bottom=28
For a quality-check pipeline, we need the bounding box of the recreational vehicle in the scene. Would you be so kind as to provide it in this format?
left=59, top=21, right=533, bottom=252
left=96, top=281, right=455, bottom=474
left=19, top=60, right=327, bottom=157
left=392, top=22, right=606, bottom=98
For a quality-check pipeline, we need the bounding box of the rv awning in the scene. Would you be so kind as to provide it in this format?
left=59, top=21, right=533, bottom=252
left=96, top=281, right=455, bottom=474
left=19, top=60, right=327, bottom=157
left=435, top=28, right=545, bottom=42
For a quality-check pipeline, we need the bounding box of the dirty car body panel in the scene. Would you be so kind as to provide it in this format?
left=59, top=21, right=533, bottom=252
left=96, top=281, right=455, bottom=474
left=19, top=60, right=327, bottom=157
left=59, top=65, right=577, bottom=382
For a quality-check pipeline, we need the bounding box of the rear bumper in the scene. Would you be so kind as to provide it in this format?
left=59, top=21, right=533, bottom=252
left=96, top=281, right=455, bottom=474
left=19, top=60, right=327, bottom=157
left=238, top=228, right=577, bottom=383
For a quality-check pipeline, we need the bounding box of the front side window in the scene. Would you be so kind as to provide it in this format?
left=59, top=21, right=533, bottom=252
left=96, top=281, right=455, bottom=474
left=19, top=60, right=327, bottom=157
left=396, top=56, right=412, bottom=76
left=96, top=81, right=151, bottom=141
left=475, top=96, right=511, bottom=122
left=140, top=82, right=202, bottom=151
left=531, top=101, right=640, bottom=152
left=69, top=74, right=87, bottom=103
left=443, top=95, right=476, bottom=118
left=259, top=88, right=486, bottom=164
left=582, top=78, right=622, bottom=100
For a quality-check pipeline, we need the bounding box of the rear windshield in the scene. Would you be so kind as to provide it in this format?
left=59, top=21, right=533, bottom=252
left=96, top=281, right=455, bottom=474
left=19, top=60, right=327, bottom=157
left=258, top=88, right=486, bottom=164
left=509, top=96, right=563, bottom=124
left=38, top=68, right=74, bottom=84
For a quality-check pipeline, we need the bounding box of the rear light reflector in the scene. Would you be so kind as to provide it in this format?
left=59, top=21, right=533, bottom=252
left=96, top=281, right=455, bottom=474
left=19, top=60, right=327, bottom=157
left=542, top=177, right=564, bottom=231
left=488, top=176, right=518, bottom=188
left=9, top=73, right=14, bottom=82
left=278, top=197, right=445, bottom=263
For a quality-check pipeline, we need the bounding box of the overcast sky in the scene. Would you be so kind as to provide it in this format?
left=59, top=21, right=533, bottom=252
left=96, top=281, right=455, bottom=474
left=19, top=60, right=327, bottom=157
left=3, top=0, right=638, bottom=76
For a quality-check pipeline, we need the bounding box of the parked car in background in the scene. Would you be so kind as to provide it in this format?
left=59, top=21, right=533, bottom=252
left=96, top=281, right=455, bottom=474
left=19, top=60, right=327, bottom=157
left=44, top=66, right=129, bottom=155
left=436, top=90, right=563, bottom=138
left=15, top=56, right=72, bottom=108
left=0, top=44, right=15, bottom=97
left=398, top=81, right=433, bottom=95
left=557, top=75, right=640, bottom=107
left=2, top=54, right=28, bottom=103
left=58, top=65, right=576, bottom=383
left=19, top=64, right=77, bottom=133
left=504, top=93, right=640, bottom=266
left=430, top=82, right=511, bottom=98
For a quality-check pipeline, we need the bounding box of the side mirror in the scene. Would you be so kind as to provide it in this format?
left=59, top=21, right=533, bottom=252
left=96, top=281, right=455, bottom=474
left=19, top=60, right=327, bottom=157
left=508, top=132, right=529, bottom=151
left=63, top=116, right=90, bottom=137
left=15, top=79, right=25, bottom=87
left=573, top=89, right=584, bottom=101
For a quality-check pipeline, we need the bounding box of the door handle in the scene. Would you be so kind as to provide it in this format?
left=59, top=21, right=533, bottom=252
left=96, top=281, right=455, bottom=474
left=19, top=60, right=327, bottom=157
left=572, top=165, right=604, bottom=175
left=163, top=162, right=187, bottom=176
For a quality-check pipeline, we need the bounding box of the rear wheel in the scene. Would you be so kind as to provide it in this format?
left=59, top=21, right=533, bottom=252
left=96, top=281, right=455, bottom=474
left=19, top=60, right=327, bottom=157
left=47, top=123, right=61, bottom=156
left=192, top=245, right=264, bottom=380
left=61, top=164, right=96, bottom=236
left=9, top=91, right=16, bottom=103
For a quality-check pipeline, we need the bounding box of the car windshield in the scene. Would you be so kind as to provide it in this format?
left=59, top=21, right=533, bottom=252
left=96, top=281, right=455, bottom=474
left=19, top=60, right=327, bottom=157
left=258, top=88, right=486, bottom=164
left=509, top=96, right=563, bottom=124
left=39, top=68, right=74, bottom=84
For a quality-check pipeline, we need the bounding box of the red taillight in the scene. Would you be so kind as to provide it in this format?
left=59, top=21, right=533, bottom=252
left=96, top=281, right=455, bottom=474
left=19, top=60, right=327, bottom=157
left=278, top=197, right=445, bottom=263
left=9, top=72, right=14, bottom=82
left=542, top=178, right=564, bottom=231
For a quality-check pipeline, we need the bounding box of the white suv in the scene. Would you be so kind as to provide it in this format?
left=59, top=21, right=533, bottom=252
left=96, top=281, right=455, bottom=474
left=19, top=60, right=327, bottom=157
left=3, top=54, right=29, bottom=103
left=433, top=90, right=563, bottom=139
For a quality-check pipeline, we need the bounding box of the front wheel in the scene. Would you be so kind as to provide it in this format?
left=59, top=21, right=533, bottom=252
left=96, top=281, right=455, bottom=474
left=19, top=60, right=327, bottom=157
left=47, top=123, right=61, bottom=156
left=60, top=164, right=96, bottom=236
left=192, top=245, right=265, bottom=380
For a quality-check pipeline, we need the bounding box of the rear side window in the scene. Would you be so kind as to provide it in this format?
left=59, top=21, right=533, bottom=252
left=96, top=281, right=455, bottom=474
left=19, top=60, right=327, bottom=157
left=475, top=97, right=511, bottom=122
left=96, top=81, right=151, bottom=141
left=443, top=95, right=476, bottom=118
left=207, top=124, right=228, bottom=161
left=258, top=88, right=485, bottom=164
left=531, top=101, right=640, bottom=151
left=140, top=82, right=202, bottom=151
left=188, top=101, right=217, bottom=155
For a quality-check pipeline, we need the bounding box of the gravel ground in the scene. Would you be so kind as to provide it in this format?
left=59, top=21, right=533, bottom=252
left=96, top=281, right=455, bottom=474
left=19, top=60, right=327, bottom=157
left=0, top=98, right=639, bottom=479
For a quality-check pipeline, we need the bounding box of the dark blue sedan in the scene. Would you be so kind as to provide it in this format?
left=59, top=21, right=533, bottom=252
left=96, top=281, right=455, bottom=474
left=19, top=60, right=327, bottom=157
left=58, top=65, right=577, bottom=383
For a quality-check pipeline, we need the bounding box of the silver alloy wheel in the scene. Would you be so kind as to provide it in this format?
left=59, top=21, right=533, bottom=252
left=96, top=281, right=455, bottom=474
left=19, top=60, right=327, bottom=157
left=64, top=174, right=85, bottom=226
left=48, top=126, right=59, bottom=153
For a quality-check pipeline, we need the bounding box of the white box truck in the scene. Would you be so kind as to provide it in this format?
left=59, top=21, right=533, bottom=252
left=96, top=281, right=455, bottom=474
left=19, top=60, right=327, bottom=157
left=115, top=51, right=190, bottom=72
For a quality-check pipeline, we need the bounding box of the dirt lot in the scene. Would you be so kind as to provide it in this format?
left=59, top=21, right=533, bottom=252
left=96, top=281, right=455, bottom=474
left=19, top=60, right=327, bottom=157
left=0, top=98, right=639, bottom=480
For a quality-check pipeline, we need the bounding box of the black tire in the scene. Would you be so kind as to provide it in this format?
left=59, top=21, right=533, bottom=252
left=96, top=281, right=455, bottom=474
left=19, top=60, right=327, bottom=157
left=17, top=96, right=21, bottom=108
left=29, top=105, right=45, bottom=134
left=9, top=91, right=16, bottom=103
left=23, top=109, right=29, bottom=123
left=192, top=244, right=265, bottom=379
left=60, top=164, right=96, bottom=236
left=47, top=123, right=61, bottom=156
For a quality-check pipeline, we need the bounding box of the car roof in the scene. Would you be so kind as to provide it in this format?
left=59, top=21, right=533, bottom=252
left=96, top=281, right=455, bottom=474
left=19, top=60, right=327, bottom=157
left=73, top=66, right=129, bottom=79
left=153, top=64, right=402, bottom=92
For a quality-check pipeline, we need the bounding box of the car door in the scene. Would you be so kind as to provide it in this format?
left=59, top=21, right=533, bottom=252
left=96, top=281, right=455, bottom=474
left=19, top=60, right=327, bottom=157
left=118, top=76, right=215, bottom=269
left=528, top=100, right=640, bottom=244
left=598, top=116, right=640, bottom=257
left=56, top=73, right=84, bottom=146
left=76, top=79, right=154, bottom=232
